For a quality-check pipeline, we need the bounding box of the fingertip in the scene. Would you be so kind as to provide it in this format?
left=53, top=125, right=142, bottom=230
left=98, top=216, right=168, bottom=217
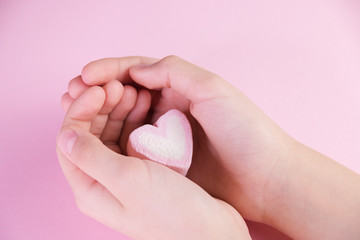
left=99, top=84, right=138, bottom=148
left=57, top=127, right=78, bottom=157
left=138, top=88, right=151, bottom=101
left=121, top=85, right=138, bottom=115
left=81, top=61, right=96, bottom=85
left=106, top=85, right=137, bottom=121
left=90, top=85, right=106, bottom=101
left=101, top=80, right=124, bottom=114
left=128, top=89, right=151, bottom=121
left=81, top=59, right=113, bottom=85
left=61, top=92, right=74, bottom=112
left=81, top=58, right=118, bottom=85
left=69, top=86, right=105, bottom=116
left=68, top=75, right=89, bottom=99
left=123, top=85, right=138, bottom=104
left=82, top=57, right=159, bottom=87
left=63, top=86, right=106, bottom=130
left=119, top=88, right=151, bottom=154
left=128, top=65, right=159, bottom=90
left=106, top=80, right=124, bottom=101
left=129, top=63, right=151, bottom=74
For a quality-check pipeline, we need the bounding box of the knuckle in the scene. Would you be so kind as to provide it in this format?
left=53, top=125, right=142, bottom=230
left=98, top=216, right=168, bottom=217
left=81, top=63, right=91, bottom=81
left=114, top=158, right=152, bottom=190
left=72, top=137, right=95, bottom=171
left=67, top=77, right=78, bottom=94
left=207, top=73, right=223, bottom=84
left=162, top=55, right=182, bottom=66
left=206, top=75, right=229, bottom=96
left=196, top=72, right=223, bottom=90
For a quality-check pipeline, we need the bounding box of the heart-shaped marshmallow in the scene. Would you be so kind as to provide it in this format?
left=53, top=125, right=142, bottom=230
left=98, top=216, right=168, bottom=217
left=127, top=109, right=193, bottom=176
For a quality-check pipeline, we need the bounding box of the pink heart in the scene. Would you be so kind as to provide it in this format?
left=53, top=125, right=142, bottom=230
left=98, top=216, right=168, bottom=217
left=127, top=109, right=193, bottom=176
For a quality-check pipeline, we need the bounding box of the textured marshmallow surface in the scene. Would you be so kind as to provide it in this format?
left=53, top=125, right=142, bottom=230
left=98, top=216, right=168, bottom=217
left=128, top=109, right=193, bottom=175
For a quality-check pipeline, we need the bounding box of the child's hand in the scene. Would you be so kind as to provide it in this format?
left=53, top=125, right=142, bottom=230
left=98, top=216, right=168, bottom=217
left=57, top=84, right=251, bottom=239
left=77, top=56, right=360, bottom=240
left=77, top=56, right=293, bottom=222
left=61, top=75, right=150, bottom=154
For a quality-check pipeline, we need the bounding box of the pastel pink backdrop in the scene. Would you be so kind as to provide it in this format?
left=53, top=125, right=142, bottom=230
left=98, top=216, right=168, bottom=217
left=0, top=0, right=359, bottom=239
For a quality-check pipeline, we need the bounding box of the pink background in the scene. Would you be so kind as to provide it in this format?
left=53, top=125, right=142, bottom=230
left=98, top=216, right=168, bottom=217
left=1, top=0, right=359, bottom=239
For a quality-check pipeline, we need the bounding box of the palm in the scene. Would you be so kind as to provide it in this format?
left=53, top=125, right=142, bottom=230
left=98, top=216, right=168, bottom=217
left=148, top=88, right=227, bottom=195
left=147, top=86, right=292, bottom=221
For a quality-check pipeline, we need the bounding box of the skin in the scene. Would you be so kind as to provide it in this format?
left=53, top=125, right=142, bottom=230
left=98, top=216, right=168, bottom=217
left=57, top=55, right=360, bottom=240
left=57, top=78, right=251, bottom=239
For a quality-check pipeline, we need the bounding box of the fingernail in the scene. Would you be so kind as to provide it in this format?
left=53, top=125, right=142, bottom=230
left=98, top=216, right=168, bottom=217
left=58, top=128, right=78, bottom=156
left=131, top=64, right=151, bottom=71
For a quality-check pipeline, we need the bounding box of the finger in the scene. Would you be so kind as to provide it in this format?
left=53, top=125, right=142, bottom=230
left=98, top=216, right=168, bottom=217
left=89, top=80, right=123, bottom=138
left=99, top=80, right=124, bottom=114
left=56, top=147, right=124, bottom=231
left=62, top=86, right=105, bottom=131
left=58, top=86, right=127, bottom=230
left=61, top=92, right=74, bottom=112
left=81, top=56, right=158, bottom=85
left=129, top=55, right=234, bottom=105
left=57, top=127, right=148, bottom=205
left=120, top=89, right=151, bottom=154
left=100, top=85, right=137, bottom=153
left=68, top=75, right=90, bottom=99
left=57, top=127, right=229, bottom=240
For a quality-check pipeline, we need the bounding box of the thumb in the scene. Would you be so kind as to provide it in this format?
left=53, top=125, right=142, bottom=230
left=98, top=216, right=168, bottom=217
left=57, top=127, right=139, bottom=198
left=129, top=55, right=236, bottom=105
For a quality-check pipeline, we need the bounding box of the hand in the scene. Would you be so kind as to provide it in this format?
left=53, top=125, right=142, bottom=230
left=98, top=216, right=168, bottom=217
left=57, top=83, right=251, bottom=240
left=126, top=56, right=360, bottom=240
left=77, top=56, right=295, bottom=222
left=61, top=74, right=149, bottom=154
left=65, top=55, right=360, bottom=240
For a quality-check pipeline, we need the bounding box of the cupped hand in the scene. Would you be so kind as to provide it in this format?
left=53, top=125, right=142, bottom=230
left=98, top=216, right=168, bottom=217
left=57, top=83, right=251, bottom=239
left=61, top=75, right=150, bottom=154
left=77, top=56, right=297, bottom=223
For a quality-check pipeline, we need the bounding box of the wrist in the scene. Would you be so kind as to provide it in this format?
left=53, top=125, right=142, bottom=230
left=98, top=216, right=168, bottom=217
left=261, top=138, right=360, bottom=239
left=260, top=136, right=303, bottom=225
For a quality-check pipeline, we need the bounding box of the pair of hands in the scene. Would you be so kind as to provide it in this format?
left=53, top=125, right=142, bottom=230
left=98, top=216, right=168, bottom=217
left=57, top=55, right=282, bottom=239
left=58, top=56, right=358, bottom=239
left=57, top=55, right=256, bottom=239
